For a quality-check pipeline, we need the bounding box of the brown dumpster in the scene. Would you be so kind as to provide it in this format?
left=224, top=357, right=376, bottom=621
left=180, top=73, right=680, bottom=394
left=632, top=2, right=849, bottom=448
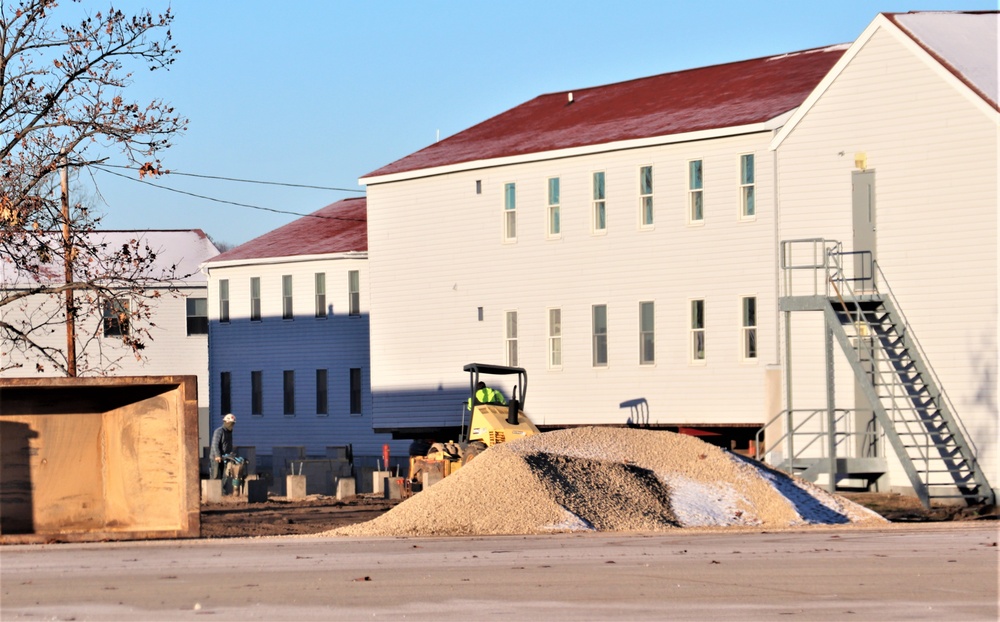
left=1, top=376, right=200, bottom=543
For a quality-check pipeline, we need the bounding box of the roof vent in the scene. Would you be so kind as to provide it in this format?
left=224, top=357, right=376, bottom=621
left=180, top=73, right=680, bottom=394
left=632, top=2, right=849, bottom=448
left=567, top=92, right=574, bottom=104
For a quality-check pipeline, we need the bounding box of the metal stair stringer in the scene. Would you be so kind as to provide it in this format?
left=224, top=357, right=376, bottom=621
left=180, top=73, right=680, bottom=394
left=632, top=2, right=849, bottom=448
left=823, top=299, right=994, bottom=508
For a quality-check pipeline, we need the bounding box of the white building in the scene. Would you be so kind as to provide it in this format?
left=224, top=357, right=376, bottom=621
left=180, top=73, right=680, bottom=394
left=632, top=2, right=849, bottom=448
left=360, top=11, right=996, bottom=504
left=0, top=229, right=219, bottom=447
left=202, top=198, right=406, bottom=473
left=771, top=12, right=998, bottom=503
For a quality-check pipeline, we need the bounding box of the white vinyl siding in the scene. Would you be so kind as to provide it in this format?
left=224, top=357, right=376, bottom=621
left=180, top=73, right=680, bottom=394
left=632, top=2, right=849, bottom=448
left=365, top=131, right=776, bottom=431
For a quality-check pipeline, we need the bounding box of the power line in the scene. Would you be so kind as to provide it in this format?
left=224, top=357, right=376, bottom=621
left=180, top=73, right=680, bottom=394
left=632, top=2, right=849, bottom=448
left=92, top=166, right=366, bottom=222
left=100, top=163, right=365, bottom=193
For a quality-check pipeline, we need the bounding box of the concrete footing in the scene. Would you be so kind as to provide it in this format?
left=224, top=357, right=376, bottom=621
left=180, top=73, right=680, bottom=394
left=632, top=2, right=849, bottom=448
left=201, top=479, right=222, bottom=503
left=372, top=471, right=392, bottom=495
left=384, top=477, right=404, bottom=500
left=286, top=474, right=307, bottom=499
left=336, top=478, right=356, bottom=500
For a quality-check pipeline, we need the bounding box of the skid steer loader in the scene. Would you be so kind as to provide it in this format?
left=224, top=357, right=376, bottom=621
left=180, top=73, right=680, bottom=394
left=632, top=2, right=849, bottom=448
left=408, top=363, right=540, bottom=489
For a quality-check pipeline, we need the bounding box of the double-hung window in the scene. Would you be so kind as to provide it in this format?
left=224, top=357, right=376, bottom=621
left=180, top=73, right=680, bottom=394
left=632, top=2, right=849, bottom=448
left=348, top=270, right=360, bottom=316
left=504, top=182, right=517, bottom=241
left=690, top=299, right=706, bottom=362
left=548, top=308, right=562, bottom=368
left=315, top=272, right=327, bottom=318
left=592, top=171, right=606, bottom=232
left=283, top=370, right=295, bottom=415
left=251, top=370, right=263, bottom=415
left=282, top=275, right=293, bottom=320
left=505, top=311, right=518, bottom=366
left=316, top=369, right=328, bottom=415
left=218, top=279, right=230, bottom=323
left=639, top=301, right=655, bottom=365
left=639, top=166, right=653, bottom=226
left=592, top=304, right=608, bottom=367
left=186, top=297, right=208, bottom=335
left=547, top=177, right=560, bottom=237
left=740, top=154, right=755, bottom=219
left=102, top=298, right=129, bottom=337
left=742, top=296, right=758, bottom=360
left=250, top=277, right=261, bottom=322
left=688, top=159, right=704, bottom=222
left=349, top=368, right=362, bottom=415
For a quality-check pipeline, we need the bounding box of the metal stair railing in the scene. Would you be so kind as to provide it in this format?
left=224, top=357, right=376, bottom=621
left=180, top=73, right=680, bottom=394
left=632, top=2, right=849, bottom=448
left=755, top=408, right=881, bottom=479
left=824, top=247, right=993, bottom=507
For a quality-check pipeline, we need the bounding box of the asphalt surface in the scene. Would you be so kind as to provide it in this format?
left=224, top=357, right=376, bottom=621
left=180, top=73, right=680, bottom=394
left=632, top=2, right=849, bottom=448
left=2, top=523, right=997, bottom=621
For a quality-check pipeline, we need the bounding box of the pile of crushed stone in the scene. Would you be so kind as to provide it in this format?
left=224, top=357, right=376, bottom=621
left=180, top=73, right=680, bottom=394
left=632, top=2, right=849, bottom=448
left=329, top=427, right=887, bottom=537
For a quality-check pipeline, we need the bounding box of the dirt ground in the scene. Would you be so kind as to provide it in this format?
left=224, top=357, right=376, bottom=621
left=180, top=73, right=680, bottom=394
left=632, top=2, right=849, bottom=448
left=200, top=491, right=998, bottom=538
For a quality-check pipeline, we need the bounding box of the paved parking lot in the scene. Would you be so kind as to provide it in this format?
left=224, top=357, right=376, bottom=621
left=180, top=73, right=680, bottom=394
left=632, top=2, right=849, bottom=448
left=2, top=523, right=997, bottom=621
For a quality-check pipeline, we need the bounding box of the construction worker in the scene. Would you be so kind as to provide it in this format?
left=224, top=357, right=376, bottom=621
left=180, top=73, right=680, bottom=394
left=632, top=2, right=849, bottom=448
left=210, top=413, right=236, bottom=479
left=467, top=381, right=506, bottom=409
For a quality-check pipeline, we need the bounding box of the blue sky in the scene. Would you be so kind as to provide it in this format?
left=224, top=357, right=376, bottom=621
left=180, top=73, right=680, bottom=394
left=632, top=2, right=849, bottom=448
left=86, top=1, right=998, bottom=248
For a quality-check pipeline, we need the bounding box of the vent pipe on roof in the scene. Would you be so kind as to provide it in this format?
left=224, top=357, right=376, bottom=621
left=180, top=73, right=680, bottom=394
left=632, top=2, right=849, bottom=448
left=567, top=92, right=574, bottom=104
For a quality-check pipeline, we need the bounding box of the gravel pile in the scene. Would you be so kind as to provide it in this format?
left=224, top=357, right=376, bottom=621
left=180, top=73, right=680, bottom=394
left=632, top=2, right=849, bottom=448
left=329, top=427, right=887, bottom=537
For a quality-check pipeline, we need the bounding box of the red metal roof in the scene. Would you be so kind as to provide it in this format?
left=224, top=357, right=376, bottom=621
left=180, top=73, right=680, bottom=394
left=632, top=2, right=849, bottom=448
left=207, top=197, right=367, bottom=263
left=365, top=45, right=847, bottom=179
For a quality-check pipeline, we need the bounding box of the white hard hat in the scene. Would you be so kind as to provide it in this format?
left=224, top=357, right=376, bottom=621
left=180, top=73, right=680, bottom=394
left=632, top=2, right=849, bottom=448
left=223, top=413, right=236, bottom=423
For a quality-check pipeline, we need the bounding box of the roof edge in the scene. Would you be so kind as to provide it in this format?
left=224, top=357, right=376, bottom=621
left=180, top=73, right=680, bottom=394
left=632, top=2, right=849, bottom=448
left=203, top=250, right=368, bottom=271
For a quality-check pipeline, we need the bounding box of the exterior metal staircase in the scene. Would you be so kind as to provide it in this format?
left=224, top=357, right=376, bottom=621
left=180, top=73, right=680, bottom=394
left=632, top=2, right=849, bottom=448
left=769, top=239, right=994, bottom=509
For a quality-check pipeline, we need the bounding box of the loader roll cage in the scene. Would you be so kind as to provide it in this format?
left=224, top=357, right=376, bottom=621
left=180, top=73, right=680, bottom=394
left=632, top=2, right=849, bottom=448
left=462, top=363, right=528, bottom=435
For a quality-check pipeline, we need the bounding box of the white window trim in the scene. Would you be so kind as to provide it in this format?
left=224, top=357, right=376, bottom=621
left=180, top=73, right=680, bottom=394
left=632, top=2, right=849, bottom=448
left=505, top=310, right=518, bottom=367
left=689, top=298, right=706, bottom=365
left=592, top=303, right=609, bottom=368
left=547, top=307, right=562, bottom=370
left=547, top=176, right=561, bottom=239
left=503, top=181, right=517, bottom=243
left=638, top=165, right=654, bottom=230
left=740, top=295, right=759, bottom=363
left=687, top=158, right=704, bottom=225
left=592, top=170, right=607, bottom=235
left=639, top=301, right=655, bottom=366
left=739, top=153, right=756, bottom=222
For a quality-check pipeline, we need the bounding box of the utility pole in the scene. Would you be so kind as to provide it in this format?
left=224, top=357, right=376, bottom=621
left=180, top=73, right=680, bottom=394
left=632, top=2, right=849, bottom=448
left=60, top=149, right=77, bottom=376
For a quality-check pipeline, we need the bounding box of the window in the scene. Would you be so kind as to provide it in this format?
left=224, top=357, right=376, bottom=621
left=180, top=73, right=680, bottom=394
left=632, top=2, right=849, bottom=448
left=740, top=154, right=755, bottom=218
left=691, top=299, right=706, bottom=362
left=315, top=272, right=327, bottom=318
left=742, top=296, right=758, bottom=360
left=220, top=371, right=231, bottom=417
left=282, top=275, right=293, bottom=320
left=219, top=279, right=230, bottom=323
left=316, top=369, right=328, bottom=415
left=283, top=370, right=295, bottom=415
left=348, top=270, right=360, bottom=316
left=689, top=159, right=704, bottom=222
left=251, top=371, right=263, bottom=415
left=592, top=304, right=608, bottom=367
left=250, top=277, right=261, bottom=322
left=349, top=368, right=362, bottom=414
left=186, top=297, right=208, bottom=335
left=548, top=308, right=562, bottom=368
left=102, top=298, right=129, bottom=338
left=639, top=166, right=653, bottom=226
left=592, top=171, right=606, bottom=232
left=639, top=301, right=655, bottom=365
left=505, top=311, right=518, bottom=366
left=547, top=177, right=560, bottom=236
left=504, top=182, right=517, bottom=240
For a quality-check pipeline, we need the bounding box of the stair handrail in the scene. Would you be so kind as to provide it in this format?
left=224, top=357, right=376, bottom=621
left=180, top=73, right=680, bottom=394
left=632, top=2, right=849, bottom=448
left=755, top=407, right=869, bottom=465
left=869, top=260, right=984, bottom=467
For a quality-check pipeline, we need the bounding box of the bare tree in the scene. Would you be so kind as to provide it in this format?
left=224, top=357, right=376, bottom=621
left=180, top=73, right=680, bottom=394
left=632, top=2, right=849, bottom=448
left=1, top=0, right=188, bottom=375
